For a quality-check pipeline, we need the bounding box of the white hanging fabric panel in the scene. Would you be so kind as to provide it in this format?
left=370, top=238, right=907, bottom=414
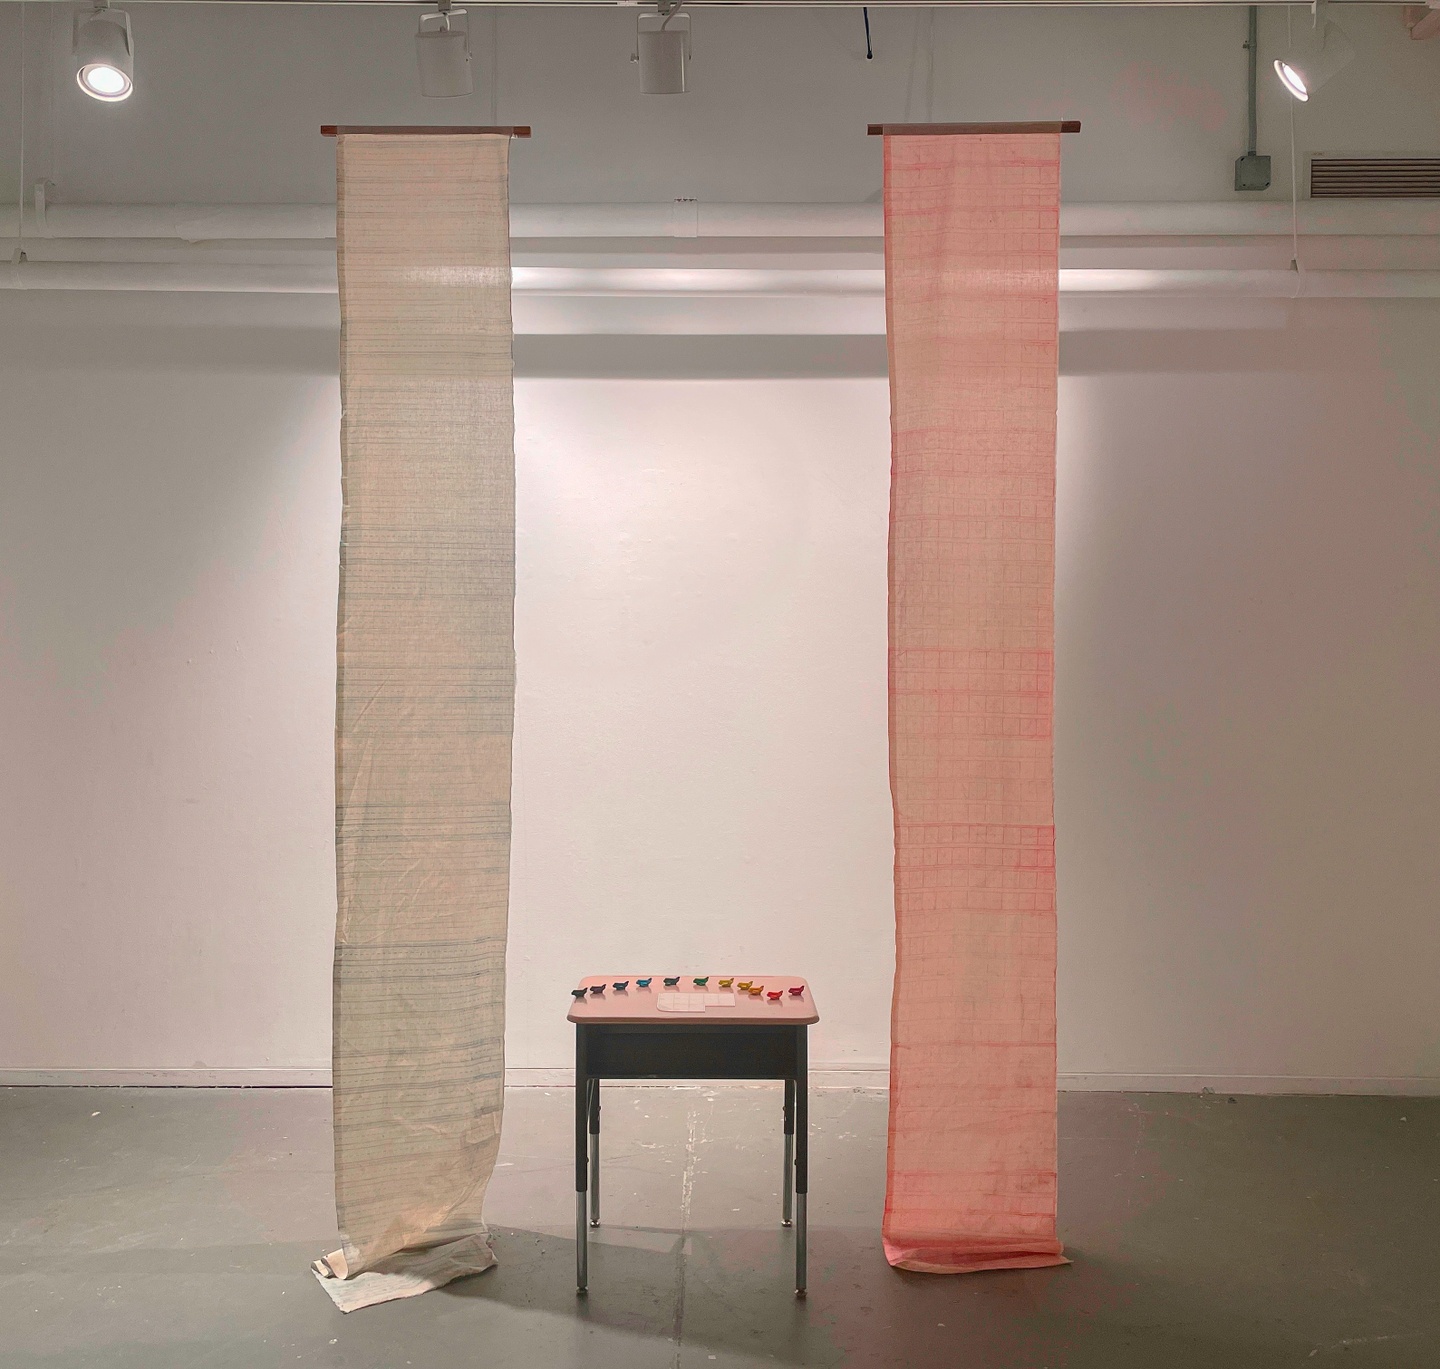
left=318, top=132, right=515, bottom=1309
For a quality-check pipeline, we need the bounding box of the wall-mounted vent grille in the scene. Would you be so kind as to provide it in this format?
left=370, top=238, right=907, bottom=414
left=1310, top=156, right=1440, bottom=198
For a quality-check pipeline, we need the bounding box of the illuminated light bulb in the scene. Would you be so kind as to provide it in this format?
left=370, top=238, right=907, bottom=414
left=1274, top=60, right=1309, bottom=102
left=81, top=63, right=130, bottom=100
left=1273, top=4, right=1354, bottom=104
left=73, top=6, right=134, bottom=103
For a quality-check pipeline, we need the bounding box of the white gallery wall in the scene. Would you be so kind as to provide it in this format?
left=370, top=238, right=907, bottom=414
left=507, top=376, right=895, bottom=1079
left=1055, top=303, right=1440, bottom=1092
left=2, top=290, right=1437, bottom=1091
left=0, top=296, right=342, bottom=1084
left=0, top=2, right=1438, bottom=1091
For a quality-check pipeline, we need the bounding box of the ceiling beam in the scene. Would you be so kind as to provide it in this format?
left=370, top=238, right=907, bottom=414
left=0, top=0, right=1413, bottom=8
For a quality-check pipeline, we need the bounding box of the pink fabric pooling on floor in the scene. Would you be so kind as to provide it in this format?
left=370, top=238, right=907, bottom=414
left=882, top=133, right=1068, bottom=1275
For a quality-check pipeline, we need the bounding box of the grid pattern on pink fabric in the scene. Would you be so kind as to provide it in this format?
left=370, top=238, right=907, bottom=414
left=882, top=133, right=1067, bottom=1275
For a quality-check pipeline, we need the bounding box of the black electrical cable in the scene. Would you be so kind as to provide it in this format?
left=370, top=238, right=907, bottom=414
left=863, top=5, right=873, bottom=59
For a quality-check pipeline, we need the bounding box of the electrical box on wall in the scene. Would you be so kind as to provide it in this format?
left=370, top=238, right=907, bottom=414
left=1234, top=152, right=1273, bottom=192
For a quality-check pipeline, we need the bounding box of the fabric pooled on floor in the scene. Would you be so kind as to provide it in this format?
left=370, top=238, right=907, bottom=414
left=312, top=1233, right=498, bottom=1312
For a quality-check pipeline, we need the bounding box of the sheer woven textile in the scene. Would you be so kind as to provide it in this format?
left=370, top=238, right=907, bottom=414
left=882, top=133, right=1067, bottom=1275
left=329, top=133, right=515, bottom=1288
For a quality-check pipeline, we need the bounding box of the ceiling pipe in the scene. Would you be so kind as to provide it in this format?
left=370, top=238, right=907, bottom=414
left=1, top=261, right=338, bottom=291
left=1063, top=269, right=1440, bottom=296
left=5, top=201, right=1440, bottom=241
left=0, top=0, right=1413, bottom=7
left=5, top=260, right=1440, bottom=297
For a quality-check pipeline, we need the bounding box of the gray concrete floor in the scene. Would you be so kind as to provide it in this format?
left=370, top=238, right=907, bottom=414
left=1, top=1087, right=1436, bottom=1368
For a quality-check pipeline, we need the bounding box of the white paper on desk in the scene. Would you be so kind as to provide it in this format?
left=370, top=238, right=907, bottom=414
left=656, top=992, right=737, bottom=1013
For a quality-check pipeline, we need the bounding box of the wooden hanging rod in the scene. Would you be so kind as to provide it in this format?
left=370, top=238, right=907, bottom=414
left=867, top=121, right=1081, bottom=136
left=321, top=125, right=532, bottom=137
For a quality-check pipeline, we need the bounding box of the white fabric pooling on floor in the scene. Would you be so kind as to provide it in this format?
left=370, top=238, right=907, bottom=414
left=312, top=1233, right=497, bottom=1312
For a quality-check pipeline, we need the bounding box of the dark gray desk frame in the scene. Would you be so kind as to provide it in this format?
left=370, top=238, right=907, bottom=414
left=573, top=1020, right=809, bottom=1296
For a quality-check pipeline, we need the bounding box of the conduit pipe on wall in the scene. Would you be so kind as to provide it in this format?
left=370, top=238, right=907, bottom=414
left=1, top=260, right=340, bottom=292
left=5, top=260, right=1440, bottom=297
left=3, top=203, right=339, bottom=241
left=1063, top=268, right=1440, bottom=296
left=5, top=200, right=1440, bottom=241
left=509, top=198, right=1440, bottom=238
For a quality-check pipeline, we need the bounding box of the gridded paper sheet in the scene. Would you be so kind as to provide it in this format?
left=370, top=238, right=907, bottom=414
left=655, top=992, right=738, bottom=1013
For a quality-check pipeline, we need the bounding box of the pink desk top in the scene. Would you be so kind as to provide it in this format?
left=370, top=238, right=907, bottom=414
left=567, top=975, right=819, bottom=1026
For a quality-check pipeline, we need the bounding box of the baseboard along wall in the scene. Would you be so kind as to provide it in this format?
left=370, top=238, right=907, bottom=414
left=2, top=1067, right=1438, bottom=1096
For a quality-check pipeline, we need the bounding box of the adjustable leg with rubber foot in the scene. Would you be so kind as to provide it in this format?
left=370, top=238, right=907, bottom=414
left=588, top=1077, right=601, bottom=1227
left=782, top=1077, right=795, bottom=1227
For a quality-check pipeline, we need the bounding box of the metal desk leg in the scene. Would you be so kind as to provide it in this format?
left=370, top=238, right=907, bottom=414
left=782, top=1078, right=795, bottom=1227
left=588, top=1077, right=601, bottom=1227
left=576, top=1192, right=588, bottom=1292
left=795, top=1027, right=808, bottom=1297
left=575, top=1028, right=589, bottom=1293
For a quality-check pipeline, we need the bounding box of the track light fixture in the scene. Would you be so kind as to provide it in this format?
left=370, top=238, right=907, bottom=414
left=73, top=3, right=134, bottom=103
left=637, top=4, right=690, bottom=96
left=417, top=1, right=473, bottom=100
left=1274, top=0, right=1355, bottom=102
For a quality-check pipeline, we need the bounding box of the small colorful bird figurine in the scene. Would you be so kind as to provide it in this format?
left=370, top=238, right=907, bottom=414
left=736, top=981, right=753, bottom=991
left=788, top=985, right=804, bottom=997
left=588, top=984, right=605, bottom=995
left=571, top=988, right=587, bottom=1000
left=612, top=981, right=629, bottom=991
left=693, top=976, right=709, bottom=987
left=663, top=976, right=680, bottom=987
left=767, top=990, right=782, bottom=1001
left=718, top=978, right=733, bottom=988
left=636, top=977, right=652, bottom=988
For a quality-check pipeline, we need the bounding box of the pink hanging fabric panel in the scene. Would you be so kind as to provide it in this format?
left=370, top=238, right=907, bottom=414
left=882, top=132, right=1068, bottom=1275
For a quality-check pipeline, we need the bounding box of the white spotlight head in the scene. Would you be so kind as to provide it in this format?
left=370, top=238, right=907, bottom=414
left=417, top=7, right=473, bottom=100
left=638, top=9, right=690, bottom=96
left=73, top=5, right=134, bottom=103
left=1273, top=5, right=1355, bottom=102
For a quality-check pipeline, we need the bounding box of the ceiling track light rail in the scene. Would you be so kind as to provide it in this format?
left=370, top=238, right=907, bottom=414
left=3, top=1, right=1408, bottom=8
